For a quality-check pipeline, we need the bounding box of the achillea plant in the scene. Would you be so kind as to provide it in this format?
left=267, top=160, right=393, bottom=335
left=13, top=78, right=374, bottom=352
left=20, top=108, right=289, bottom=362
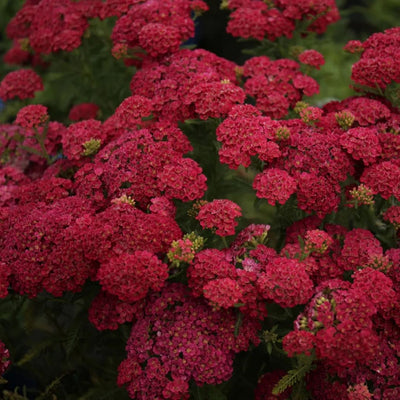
left=1, top=1, right=400, bottom=399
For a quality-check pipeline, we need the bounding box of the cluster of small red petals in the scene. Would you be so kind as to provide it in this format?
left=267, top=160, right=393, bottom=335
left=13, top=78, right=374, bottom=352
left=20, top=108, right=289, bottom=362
left=340, top=127, right=381, bottom=165
left=187, top=80, right=246, bottom=120
left=187, top=249, right=237, bottom=297
left=336, top=97, right=391, bottom=126
left=277, top=122, right=353, bottom=185
left=203, top=278, right=243, bottom=309
left=298, top=50, right=325, bottom=69
left=242, top=56, right=319, bottom=118
left=138, top=23, right=182, bottom=57
left=351, top=27, right=400, bottom=90
left=257, top=257, right=314, bottom=308
left=282, top=329, right=315, bottom=357
left=383, top=206, right=400, bottom=229
left=351, top=267, right=396, bottom=314
left=61, top=119, right=106, bottom=161
left=226, top=0, right=338, bottom=41
left=129, top=49, right=238, bottom=121
left=88, top=291, right=145, bottom=331
left=8, top=0, right=89, bottom=54
left=253, top=168, right=297, bottom=205
left=196, top=199, right=241, bottom=236
left=299, top=106, right=323, bottom=124
left=0, top=340, right=10, bottom=376
left=15, top=105, right=48, bottom=129
left=111, top=0, right=207, bottom=58
left=216, top=104, right=281, bottom=169
left=229, top=224, right=271, bottom=261
left=118, top=284, right=260, bottom=399
left=15, top=177, right=72, bottom=205
left=285, top=277, right=395, bottom=377
left=1, top=197, right=96, bottom=297
left=296, top=172, right=341, bottom=218
left=97, top=251, right=169, bottom=303
left=157, top=158, right=207, bottom=202
left=304, top=230, right=334, bottom=255
left=344, top=40, right=364, bottom=54
left=113, top=95, right=153, bottom=127
left=360, top=161, right=400, bottom=200
left=87, top=203, right=182, bottom=263
left=0, top=69, right=43, bottom=101
left=68, top=103, right=99, bottom=121
left=274, top=0, right=339, bottom=34
left=339, top=228, right=383, bottom=271
left=149, top=196, right=176, bottom=218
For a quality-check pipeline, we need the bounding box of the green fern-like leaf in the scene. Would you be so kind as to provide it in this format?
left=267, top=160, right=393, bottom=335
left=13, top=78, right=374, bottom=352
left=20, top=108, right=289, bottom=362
left=272, top=355, right=314, bottom=395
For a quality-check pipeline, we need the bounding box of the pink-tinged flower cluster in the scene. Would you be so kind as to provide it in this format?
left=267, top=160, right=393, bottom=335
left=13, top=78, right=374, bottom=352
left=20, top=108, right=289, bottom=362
left=113, top=95, right=153, bottom=128
left=304, top=230, right=334, bottom=255
left=253, top=168, right=297, bottom=205
left=196, top=199, right=241, bottom=236
left=84, top=202, right=182, bottom=263
left=360, top=161, right=400, bottom=200
left=129, top=49, right=240, bottom=121
left=118, top=283, right=260, bottom=399
left=298, top=49, right=325, bottom=69
left=296, top=172, right=341, bottom=218
left=340, top=127, right=381, bottom=165
left=111, top=0, right=208, bottom=58
left=157, top=158, right=207, bottom=202
left=257, top=257, right=314, bottom=308
left=97, top=251, right=168, bottom=303
left=74, top=125, right=196, bottom=208
left=284, top=271, right=400, bottom=395
left=0, top=197, right=96, bottom=297
left=216, top=104, right=281, bottom=169
left=0, top=340, right=10, bottom=377
left=6, top=0, right=89, bottom=54
left=68, top=103, right=99, bottom=121
left=0, top=69, right=43, bottom=100
left=351, top=27, right=400, bottom=90
left=226, top=0, right=339, bottom=41
left=88, top=291, right=145, bottom=331
left=243, top=56, right=319, bottom=118
left=338, top=228, right=383, bottom=271
left=61, top=119, right=106, bottom=160
left=15, top=105, right=49, bottom=129
left=203, top=278, right=243, bottom=309
left=383, top=206, right=400, bottom=229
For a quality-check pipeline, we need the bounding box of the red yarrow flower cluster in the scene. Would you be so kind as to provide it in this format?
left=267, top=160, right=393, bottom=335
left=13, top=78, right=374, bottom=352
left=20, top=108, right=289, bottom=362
left=298, top=49, right=325, bottom=69
left=118, top=283, right=260, bottom=399
left=351, top=27, right=400, bottom=90
left=257, top=257, right=314, bottom=308
left=15, top=105, right=49, bottom=129
left=196, top=199, right=242, bottom=236
left=97, top=251, right=169, bottom=303
left=253, top=168, right=297, bottom=205
left=0, top=69, right=43, bottom=100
